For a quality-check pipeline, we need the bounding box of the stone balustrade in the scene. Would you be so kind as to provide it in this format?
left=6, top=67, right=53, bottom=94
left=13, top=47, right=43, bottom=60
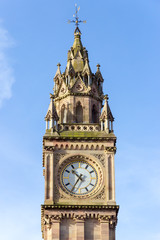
left=58, top=124, right=101, bottom=132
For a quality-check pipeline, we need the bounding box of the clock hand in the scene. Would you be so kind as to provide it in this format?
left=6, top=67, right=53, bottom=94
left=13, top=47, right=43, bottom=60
left=71, top=173, right=83, bottom=192
left=72, top=170, right=83, bottom=181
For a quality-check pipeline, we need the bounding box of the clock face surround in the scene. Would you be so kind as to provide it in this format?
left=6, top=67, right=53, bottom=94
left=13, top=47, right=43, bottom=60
left=61, top=161, right=98, bottom=195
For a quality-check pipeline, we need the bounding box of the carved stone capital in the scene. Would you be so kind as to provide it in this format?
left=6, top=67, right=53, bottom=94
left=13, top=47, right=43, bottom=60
left=109, top=217, right=117, bottom=229
left=43, top=215, right=52, bottom=229
left=51, top=215, right=61, bottom=223
left=44, top=146, right=55, bottom=151
left=105, top=147, right=116, bottom=153
left=73, top=214, right=86, bottom=222
left=98, top=215, right=110, bottom=223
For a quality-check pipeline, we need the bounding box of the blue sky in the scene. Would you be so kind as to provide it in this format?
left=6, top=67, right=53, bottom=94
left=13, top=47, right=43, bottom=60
left=0, top=0, right=160, bottom=239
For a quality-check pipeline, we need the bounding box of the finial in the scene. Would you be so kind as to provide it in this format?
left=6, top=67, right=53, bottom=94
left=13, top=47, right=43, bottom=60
left=96, top=64, right=101, bottom=71
left=104, top=94, right=109, bottom=101
left=54, top=63, right=61, bottom=77
left=85, top=56, right=89, bottom=62
left=68, top=4, right=86, bottom=29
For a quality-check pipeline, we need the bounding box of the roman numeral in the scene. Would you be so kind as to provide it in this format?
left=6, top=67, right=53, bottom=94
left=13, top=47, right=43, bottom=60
left=71, top=165, right=75, bottom=169
left=65, top=183, right=70, bottom=186
left=85, top=187, right=88, bottom=192
left=85, top=165, right=88, bottom=169
left=65, top=170, right=70, bottom=173
left=90, top=170, right=94, bottom=174
left=90, top=183, right=94, bottom=186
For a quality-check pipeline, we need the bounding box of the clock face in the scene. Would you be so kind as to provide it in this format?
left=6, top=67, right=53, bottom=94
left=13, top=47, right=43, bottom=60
left=61, top=161, right=98, bottom=195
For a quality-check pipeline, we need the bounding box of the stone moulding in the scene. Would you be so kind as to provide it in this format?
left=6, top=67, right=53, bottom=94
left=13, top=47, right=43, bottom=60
left=43, top=135, right=116, bottom=141
left=42, top=204, right=119, bottom=211
left=43, top=145, right=116, bottom=152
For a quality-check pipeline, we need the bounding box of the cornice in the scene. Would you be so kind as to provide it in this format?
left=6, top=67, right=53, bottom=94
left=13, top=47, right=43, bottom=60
left=43, top=136, right=116, bottom=142
left=42, top=204, right=119, bottom=213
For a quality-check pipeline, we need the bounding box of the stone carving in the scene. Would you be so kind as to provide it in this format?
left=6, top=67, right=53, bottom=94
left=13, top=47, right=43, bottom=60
left=98, top=215, right=110, bottom=222
left=43, top=215, right=52, bottom=229
left=54, top=153, right=67, bottom=167
left=44, top=146, right=55, bottom=151
left=105, top=147, right=116, bottom=153
left=73, top=214, right=86, bottom=221
left=51, top=215, right=61, bottom=222
left=54, top=184, right=70, bottom=201
left=109, top=216, right=117, bottom=228
left=58, top=124, right=100, bottom=132
left=93, top=186, right=105, bottom=200
left=92, top=154, right=105, bottom=167
left=76, top=84, right=83, bottom=91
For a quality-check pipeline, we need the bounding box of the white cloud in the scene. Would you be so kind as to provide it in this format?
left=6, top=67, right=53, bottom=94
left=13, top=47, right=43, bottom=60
left=0, top=21, right=15, bottom=107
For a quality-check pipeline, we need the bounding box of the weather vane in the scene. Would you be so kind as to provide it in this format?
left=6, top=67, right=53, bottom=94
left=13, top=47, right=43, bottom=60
left=68, top=4, right=86, bottom=28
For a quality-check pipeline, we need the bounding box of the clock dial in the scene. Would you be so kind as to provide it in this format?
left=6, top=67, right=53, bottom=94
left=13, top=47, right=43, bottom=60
left=61, top=161, right=98, bottom=195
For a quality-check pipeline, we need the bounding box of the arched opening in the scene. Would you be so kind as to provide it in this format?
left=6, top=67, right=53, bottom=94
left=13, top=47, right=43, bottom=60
left=76, top=102, right=83, bottom=123
left=92, top=104, right=98, bottom=123
left=61, top=104, right=67, bottom=123
left=98, top=78, right=102, bottom=93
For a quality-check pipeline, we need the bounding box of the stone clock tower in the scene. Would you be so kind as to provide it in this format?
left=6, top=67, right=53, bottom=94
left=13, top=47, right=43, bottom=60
left=41, top=19, right=119, bottom=240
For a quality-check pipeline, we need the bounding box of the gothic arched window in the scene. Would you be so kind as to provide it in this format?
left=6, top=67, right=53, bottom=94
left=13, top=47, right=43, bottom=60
left=61, top=104, right=67, bottom=123
left=92, top=104, right=98, bottom=123
left=76, top=102, right=83, bottom=123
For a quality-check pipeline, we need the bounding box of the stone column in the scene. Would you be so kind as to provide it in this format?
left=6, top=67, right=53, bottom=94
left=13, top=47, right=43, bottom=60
left=50, top=153, right=54, bottom=202
left=109, top=220, right=116, bottom=240
left=51, top=117, right=54, bottom=129
left=45, top=154, right=50, bottom=200
left=101, top=120, right=103, bottom=131
left=74, top=216, right=85, bottom=240
left=105, top=119, right=109, bottom=133
left=51, top=217, right=61, bottom=240
left=99, top=217, right=109, bottom=240
left=43, top=215, right=52, bottom=240
left=111, top=154, right=115, bottom=201
left=111, top=121, right=113, bottom=132
left=104, top=151, right=109, bottom=202
left=88, top=75, right=90, bottom=86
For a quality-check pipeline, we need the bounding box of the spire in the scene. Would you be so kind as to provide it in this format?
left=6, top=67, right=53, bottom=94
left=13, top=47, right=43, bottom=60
left=66, top=58, right=75, bottom=76
left=82, top=57, right=92, bottom=76
left=72, top=27, right=83, bottom=52
left=54, top=63, right=61, bottom=78
left=95, top=63, right=104, bottom=82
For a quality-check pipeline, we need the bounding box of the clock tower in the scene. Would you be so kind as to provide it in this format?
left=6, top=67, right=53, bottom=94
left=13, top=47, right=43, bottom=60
left=41, top=15, right=119, bottom=240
